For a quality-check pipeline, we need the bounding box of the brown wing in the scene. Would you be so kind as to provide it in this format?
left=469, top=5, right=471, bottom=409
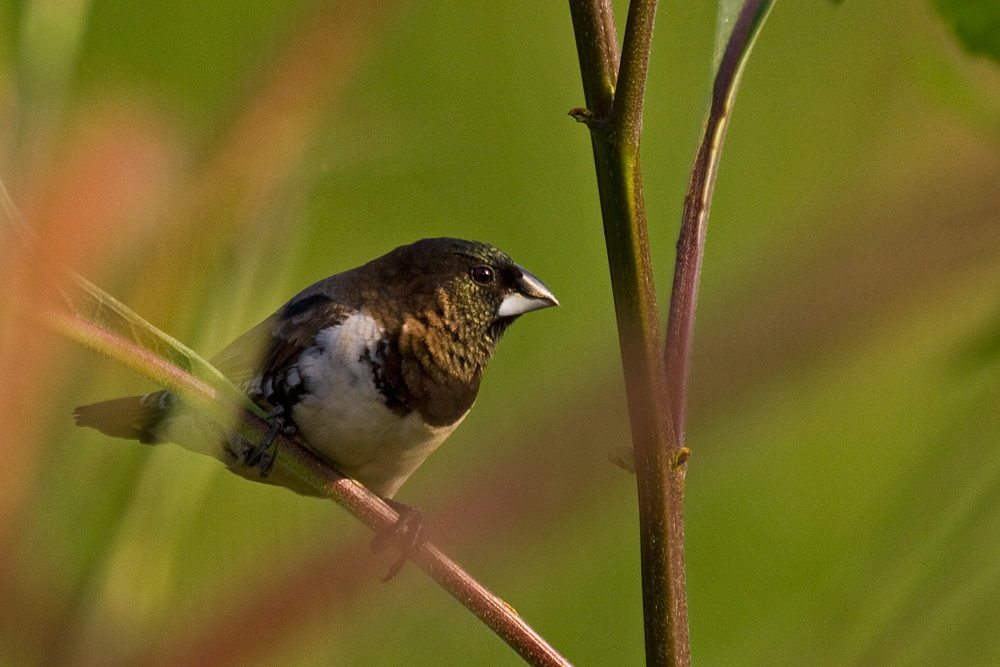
left=209, top=317, right=276, bottom=389
left=211, top=292, right=351, bottom=409
left=262, top=293, right=351, bottom=378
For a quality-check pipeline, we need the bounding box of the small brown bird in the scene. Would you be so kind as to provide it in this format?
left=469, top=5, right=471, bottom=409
left=75, top=238, right=558, bottom=499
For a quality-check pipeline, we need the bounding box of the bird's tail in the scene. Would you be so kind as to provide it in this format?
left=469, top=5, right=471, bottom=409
left=74, top=390, right=327, bottom=499
left=73, top=391, right=175, bottom=444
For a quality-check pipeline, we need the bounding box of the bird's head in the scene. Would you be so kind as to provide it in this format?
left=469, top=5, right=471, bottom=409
left=367, top=238, right=558, bottom=363
left=396, top=237, right=555, bottom=329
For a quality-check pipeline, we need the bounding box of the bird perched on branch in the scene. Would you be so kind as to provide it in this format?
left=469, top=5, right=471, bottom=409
left=74, top=238, right=558, bottom=500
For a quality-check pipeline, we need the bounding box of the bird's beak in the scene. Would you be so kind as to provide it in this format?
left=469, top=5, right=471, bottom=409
left=498, top=265, right=559, bottom=317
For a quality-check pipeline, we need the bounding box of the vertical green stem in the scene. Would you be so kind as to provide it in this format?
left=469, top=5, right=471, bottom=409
left=568, top=1, right=690, bottom=665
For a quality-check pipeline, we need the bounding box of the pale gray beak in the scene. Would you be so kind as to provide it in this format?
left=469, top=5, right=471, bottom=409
left=498, top=265, right=559, bottom=317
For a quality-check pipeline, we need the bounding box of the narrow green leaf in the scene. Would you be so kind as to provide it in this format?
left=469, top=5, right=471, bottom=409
left=933, top=0, right=1000, bottom=63
left=713, top=0, right=745, bottom=72
left=60, top=271, right=261, bottom=415
left=713, top=0, right=775, bottom=95
left=665, top=0, right=775, bottom=438
left=46, top=310, right=246, bottom=431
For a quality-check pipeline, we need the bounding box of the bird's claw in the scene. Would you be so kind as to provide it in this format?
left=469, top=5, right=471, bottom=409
left=242, top=405, right=294, bottom=478
left=372, top=501, right=425, bottom=582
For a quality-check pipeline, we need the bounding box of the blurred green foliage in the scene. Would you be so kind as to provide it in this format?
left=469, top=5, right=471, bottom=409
left=2, top=0, right=1000, bottom=666
left=932, top=0, right=1000, bottom=63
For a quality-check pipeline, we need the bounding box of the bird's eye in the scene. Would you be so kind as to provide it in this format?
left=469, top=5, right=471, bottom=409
left=470, top=266, right=495, bottom=285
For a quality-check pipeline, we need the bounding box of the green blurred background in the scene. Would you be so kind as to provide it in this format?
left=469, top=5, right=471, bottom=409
left=2, top=0, right=1000, bottom=665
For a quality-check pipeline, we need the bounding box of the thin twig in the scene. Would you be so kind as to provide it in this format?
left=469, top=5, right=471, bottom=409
left=269, top=428, right=574, bottom=667
left=612, top=0, right=658, bottom=151
left=567, top=0, right=618, bottom=119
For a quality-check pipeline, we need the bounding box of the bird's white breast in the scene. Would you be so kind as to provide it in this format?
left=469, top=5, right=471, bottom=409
left=291, top=312, right=466, bottom=498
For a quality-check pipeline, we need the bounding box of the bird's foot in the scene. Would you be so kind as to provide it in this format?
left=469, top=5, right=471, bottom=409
left=242, top=405, right=295, bottom=478
left=371, top=500, right=426, bottom=582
